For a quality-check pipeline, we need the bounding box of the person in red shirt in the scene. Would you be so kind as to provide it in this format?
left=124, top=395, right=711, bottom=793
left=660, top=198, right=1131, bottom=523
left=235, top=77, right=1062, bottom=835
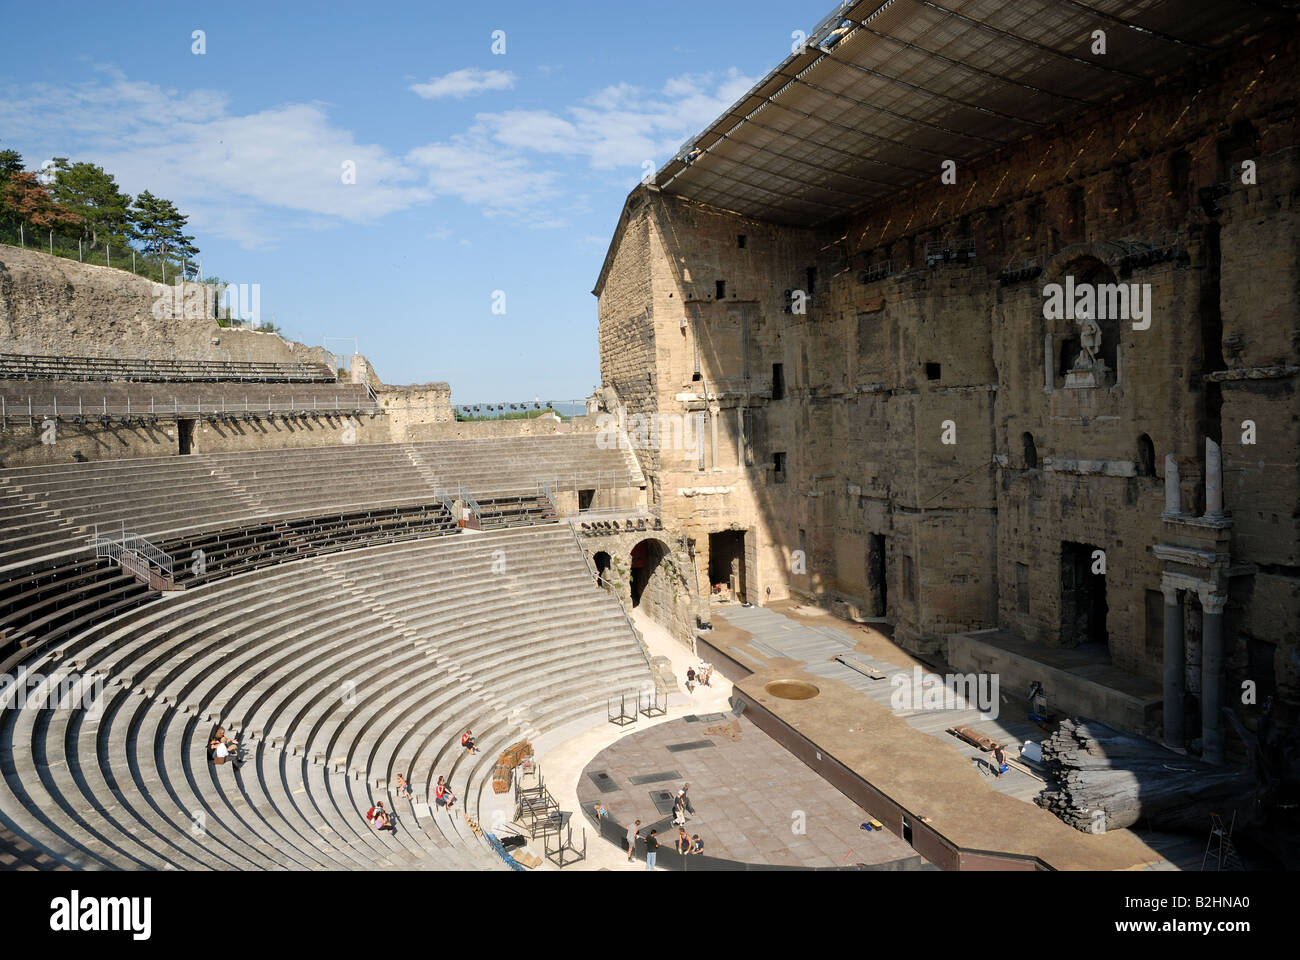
left=461, top=729, right=478, bottom=755
left=434, top=775, right=457, bottom=812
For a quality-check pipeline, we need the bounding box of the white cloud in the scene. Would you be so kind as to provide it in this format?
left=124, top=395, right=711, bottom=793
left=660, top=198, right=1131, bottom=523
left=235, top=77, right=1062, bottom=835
left=0, top=70, right=430, bottom=249
left=474, top=68, right=759, bottom=172
left=410, top=68, right=516, bottom=100
left=0, top=65, right=757, bottom=246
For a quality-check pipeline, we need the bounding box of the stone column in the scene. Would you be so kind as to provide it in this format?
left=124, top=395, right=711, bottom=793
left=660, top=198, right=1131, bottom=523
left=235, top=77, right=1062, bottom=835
left=1163, top=454, right=1181, bottom=516
left=1161, top=581, right=1185, bottom=747
left=1204, top=438, right=1224, bottom=519
left=1199, top=586, right=1228, bottom=765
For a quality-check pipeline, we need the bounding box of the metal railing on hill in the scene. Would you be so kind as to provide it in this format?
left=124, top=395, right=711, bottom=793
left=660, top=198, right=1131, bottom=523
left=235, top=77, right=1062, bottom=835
left=0, top=353, right=334, bottom=384
left=0, top=393, right=379, bottom=426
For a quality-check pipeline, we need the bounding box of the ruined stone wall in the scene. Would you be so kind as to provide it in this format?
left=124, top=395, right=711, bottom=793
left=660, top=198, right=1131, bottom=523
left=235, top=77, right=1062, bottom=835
left=376, top=383, right=452, bottom=441
left=596, top=27, right=1299, bottom=685
left=0, top=246, right=334, bottom=367
left=579, top=529, right=698, bottom=641
left=597, top=201, right=658, bottom=474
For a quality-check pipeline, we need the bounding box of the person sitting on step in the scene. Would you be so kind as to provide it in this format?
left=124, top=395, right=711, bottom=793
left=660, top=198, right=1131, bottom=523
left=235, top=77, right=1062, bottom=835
left=435, top=776, right=457, bottom=813
left=209, top=727, right=242, bottom=768
left=460, top=729, right=478, bottom=755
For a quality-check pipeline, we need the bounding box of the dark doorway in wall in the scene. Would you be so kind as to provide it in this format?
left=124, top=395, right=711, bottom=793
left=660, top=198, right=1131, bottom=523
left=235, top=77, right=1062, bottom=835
left=594, top=550, right=611, bottom=588
left=630, top=539, right=666, bottom=607
left=177, top=418, right=196, bottom=455
left=578, top=488, right=595, bottom=511
left=708, top=530, right=746, bottom=602
left=1023, top=432, right=1038, bottom=469
left=866, top=534, right=887, bottom=617
left=772, top=363, right=785, bottom=400
left=1137, top=434, right=1155, bottom=476
left=1060, top=541, right=1108, bottom=648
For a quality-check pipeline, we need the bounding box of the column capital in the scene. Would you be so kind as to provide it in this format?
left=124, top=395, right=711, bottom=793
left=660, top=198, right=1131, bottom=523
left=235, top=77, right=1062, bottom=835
left=1160, top=581, right=1181, bottom=605
left=1198, top=584, right=1228, bottom=614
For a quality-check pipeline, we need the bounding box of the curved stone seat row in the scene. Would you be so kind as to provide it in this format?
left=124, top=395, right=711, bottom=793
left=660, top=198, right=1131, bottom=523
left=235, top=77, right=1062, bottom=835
left=0, top=435, right=638, bottom=569
left=0, top=526, right=653, bottom=869
left=0, top=506, right=464, bottom=665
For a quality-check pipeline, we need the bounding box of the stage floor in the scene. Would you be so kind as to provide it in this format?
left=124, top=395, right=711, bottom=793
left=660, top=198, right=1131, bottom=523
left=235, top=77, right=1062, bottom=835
left=576, top=714, right=923, bottom=869
left=709, top=602, right=1188, bottom=871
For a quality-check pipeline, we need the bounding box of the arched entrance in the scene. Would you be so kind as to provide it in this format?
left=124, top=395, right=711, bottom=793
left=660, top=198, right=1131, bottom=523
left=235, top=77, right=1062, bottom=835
left=629, top=538, right=668, bottom=608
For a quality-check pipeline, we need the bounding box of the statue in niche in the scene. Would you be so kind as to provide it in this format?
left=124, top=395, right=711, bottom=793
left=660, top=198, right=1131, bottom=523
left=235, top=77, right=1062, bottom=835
left=1065, top=316, right=1106, bottom=388
left=1075, top=316, right=1102, bottom=368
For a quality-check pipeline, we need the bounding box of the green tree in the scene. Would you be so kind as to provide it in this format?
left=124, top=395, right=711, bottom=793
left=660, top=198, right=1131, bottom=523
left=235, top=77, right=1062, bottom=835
left=129, top=190, right=199, bottom=265
left=0, top=148, right=24, bottom=227
left=0, top=148, right=23, bottom=183
left=50, top=159, right=132, bottom=248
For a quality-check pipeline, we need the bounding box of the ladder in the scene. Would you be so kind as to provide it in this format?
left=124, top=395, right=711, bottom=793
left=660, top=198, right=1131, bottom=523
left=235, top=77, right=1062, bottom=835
left=1201, top=811, right=1244, bottom=871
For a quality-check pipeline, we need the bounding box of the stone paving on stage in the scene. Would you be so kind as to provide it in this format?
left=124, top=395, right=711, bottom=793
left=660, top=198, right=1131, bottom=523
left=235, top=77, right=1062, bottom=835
left=577, top=714, right=922, bottom=868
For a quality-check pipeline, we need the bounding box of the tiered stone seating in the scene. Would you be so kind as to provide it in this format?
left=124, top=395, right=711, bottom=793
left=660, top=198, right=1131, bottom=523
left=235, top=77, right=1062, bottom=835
left=414, top=435, right=636, bottom=497
left=0, top=354, right=335, bottom=383
left=0, top=434, right=639, bottom=568
left=0, top=527, right=653, bottom=870
left=0, top=379, right=374, bottom=419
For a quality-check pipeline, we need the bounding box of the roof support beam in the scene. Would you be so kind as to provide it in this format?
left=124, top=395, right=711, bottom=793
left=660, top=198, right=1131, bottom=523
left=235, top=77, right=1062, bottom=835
left=914, top=0, right=1146, bottom=80
left=845, top=21, right=1091, bottom=105
left=1049, top=0, right=1214, bottom=51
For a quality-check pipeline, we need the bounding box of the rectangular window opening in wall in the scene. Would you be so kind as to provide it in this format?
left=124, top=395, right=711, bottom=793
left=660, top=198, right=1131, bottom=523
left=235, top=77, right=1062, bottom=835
left=925, top=362, right=941, bottom=381
left=903, top=555, right=916, bottom=603
left=773, top=451, right=786, bottom=483
left=1017, top=563, right=1030, bottom=614
left=806, top=266, right=816, bottom=294
left=772, top=363, right=785, bottom=400
left=578, top=488, right=595, bottom=511
left=737, top=234, right=746, bottom=249
left=715, top=280, right=726, bottom=300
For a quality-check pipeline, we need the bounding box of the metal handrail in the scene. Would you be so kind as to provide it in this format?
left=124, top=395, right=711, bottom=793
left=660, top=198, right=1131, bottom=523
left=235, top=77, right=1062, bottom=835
left=0, top=352, right=334, bottom=384
left=91, top=530, right=174, bottom=577
left=2, top=396, right=379, bottom=421
left=122, top=535, right=174, bottom=576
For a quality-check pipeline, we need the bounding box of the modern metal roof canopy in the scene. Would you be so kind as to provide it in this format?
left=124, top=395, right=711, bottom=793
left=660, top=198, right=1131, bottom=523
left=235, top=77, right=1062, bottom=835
left=653, top=0, right=1295, bottom=227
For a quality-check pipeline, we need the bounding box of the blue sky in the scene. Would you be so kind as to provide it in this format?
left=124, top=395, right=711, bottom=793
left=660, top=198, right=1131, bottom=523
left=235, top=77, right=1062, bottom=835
left=0, top=0, right=829, bottom=403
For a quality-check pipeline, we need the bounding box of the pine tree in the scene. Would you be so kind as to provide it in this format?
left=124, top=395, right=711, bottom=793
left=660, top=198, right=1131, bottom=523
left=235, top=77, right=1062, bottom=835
left=129, top=190, right=199, bottom=265
left=50, top=160, right=132, bottom=248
